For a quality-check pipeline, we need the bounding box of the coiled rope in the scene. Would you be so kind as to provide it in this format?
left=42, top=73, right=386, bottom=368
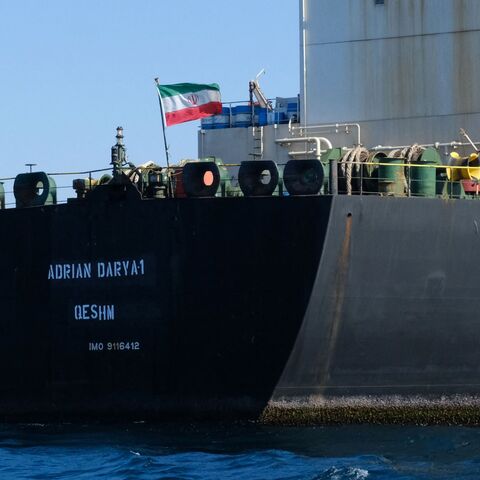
left=388, top=144, right=425, bottom=194
left=340, top=146, right=369, bottom=195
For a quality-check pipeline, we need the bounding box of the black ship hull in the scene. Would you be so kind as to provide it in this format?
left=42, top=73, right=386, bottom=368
left=2, top=193, right=480, bottom=423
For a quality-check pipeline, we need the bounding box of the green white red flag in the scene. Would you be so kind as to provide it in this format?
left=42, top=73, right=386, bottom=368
left=156, top=82, right=222, bottom=126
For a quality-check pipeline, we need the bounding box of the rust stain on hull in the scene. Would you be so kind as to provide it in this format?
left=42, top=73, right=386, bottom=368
left=319, top=213, right=353, bottom=386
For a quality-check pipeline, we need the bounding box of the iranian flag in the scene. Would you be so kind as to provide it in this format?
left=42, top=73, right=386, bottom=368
left=157, top=82, right=222, bottom=126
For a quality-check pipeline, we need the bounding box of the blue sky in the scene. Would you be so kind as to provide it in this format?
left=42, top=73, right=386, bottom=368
left=0, top=0, right=299, bottom=196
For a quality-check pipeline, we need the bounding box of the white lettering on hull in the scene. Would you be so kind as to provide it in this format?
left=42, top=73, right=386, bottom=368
left=96, top=259, right=144, bottom=278
left=48, top=258, right=145, bottom=280
left=48, top=263, right=92, bottom=280
left=88, top=341, right=140, bottom=351
left=74, top=304, right=115, bottom=321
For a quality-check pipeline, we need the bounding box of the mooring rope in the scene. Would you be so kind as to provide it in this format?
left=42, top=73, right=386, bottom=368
left=341, top=146, right=369, bottom=195
left=387, top=144, right=425, bottom=194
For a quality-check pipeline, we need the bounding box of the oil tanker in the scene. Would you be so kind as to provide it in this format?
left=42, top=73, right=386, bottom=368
left=2, top=0, right=480, bottom=424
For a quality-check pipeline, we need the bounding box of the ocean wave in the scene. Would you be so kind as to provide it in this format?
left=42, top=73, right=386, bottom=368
left=0, top=424, right=479, bottom=479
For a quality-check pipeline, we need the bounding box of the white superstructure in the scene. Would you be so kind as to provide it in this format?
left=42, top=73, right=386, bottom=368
left=199, top=0, right=480, bottom=166
left=301, top=0, right=480, bottom=147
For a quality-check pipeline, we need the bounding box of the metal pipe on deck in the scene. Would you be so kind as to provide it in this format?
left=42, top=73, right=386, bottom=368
left=275, top=137, right=333, bottom=160
left=290, top=123, right=362, bottom=146
left=329, top=159, right=338, bottom=195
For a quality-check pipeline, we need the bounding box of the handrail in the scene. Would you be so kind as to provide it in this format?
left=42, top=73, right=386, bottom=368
left=0, top=159, right=478, bottom=210
left=290, top=123, right=362, bottom=145
left=46, top=167, right=111, bottom=176
left=329, top=160, right=476, bottom=171
left=371, top=141, right=480, bottom=151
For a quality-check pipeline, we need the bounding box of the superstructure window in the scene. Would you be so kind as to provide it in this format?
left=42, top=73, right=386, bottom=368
left=375, top=0, right=385, bottom=4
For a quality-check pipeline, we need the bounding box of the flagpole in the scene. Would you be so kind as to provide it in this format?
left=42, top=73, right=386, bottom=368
left=154, top=77, right=173, bottom=197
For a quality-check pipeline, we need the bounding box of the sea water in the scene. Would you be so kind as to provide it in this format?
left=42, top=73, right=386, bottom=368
left=0, top=423, right=479, bottom=479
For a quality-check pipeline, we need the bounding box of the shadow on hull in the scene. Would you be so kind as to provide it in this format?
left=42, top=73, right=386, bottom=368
left=0, top=195, right=332, bottom=421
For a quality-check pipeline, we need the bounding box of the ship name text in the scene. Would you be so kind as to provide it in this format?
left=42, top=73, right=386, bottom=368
left=48, top=258, right=145, bottom=280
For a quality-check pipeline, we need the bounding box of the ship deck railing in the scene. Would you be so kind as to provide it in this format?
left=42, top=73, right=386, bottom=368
left=0, top=162, right=479, bottom=208
left=210, top=161, right=480, bottom=200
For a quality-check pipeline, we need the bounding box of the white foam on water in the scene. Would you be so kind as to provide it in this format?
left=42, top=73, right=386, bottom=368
left=322, top=466, right=369, bottom=480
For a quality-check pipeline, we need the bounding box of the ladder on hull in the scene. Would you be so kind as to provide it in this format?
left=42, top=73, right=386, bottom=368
left=251, top=126, right=264, bottom=160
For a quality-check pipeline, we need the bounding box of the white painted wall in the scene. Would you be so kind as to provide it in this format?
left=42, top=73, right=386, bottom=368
left=300, top=0, right=480, bottom=147
left=198, top=125, right=293, bottom=166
